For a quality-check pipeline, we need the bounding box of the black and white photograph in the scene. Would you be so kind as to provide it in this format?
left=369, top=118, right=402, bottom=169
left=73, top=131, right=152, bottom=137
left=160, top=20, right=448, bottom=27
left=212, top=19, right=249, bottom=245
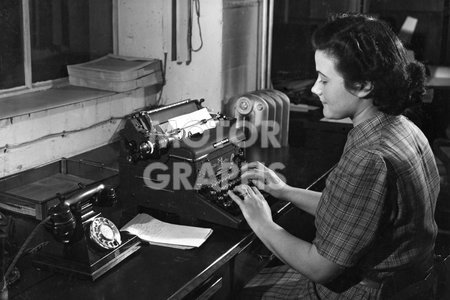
left=1, top=1, right=450, bottom=299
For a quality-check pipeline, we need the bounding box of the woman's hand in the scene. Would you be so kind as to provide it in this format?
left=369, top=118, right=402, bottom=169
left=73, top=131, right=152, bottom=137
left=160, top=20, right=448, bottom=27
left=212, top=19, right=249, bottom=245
left=228, top=184, right=273, bottom=232
left=240, top=161, right=287, bottom=199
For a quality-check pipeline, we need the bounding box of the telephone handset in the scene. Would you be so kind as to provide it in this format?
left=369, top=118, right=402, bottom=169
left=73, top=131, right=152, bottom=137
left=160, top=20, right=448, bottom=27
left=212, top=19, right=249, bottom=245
left=45, top=183, right=121, bottom=249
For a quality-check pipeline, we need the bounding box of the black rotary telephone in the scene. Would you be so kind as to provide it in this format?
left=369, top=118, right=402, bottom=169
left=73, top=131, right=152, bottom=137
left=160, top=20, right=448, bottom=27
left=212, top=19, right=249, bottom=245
left=32, top=182, right=141, bottom=281
left=45, top=183, right=121, bottom=249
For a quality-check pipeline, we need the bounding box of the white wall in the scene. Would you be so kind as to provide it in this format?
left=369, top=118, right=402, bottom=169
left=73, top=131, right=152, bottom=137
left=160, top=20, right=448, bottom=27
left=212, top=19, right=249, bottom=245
left=117, top=0, right=224, bottom=112
left=221, top=1, right=260, bottom=111
left=117, top=0, right=259, bottom=114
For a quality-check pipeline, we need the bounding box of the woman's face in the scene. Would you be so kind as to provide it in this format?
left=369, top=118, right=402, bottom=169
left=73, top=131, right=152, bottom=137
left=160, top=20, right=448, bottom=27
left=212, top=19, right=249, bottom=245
left=311, top=50, right=362, bottom=120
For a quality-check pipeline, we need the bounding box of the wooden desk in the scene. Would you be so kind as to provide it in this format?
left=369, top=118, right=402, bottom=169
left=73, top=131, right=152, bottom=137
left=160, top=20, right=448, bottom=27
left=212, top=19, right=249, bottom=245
left=5, top=145, right=337, bottom=300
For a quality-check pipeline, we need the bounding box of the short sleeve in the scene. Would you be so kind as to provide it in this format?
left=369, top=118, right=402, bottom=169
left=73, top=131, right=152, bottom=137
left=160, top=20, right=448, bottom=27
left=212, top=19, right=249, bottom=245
left=313, top=150, right=388, bottom=267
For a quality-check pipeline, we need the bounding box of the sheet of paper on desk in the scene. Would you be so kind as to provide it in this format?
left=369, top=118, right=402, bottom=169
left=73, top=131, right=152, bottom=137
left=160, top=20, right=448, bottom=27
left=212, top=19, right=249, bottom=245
left=120, top=213, right=213, bottom=249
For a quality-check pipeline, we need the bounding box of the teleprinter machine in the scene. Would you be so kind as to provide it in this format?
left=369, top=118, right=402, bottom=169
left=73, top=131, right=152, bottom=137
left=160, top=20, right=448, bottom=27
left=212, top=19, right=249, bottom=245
left=119, top=99, right=248, bottom=228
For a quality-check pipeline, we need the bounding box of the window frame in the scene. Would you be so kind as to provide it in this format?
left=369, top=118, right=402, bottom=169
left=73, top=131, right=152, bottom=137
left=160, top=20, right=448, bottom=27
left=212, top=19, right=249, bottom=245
left=0, top=0, right=118, bottom=99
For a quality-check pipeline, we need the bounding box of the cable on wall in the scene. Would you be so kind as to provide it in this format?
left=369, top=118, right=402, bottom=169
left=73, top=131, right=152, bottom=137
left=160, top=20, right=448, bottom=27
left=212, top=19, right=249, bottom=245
left=1, top=117, right=123, bottom=153
left=155, top=52, right=168, bottom=107
left=191, top=0, right=203, bottom=52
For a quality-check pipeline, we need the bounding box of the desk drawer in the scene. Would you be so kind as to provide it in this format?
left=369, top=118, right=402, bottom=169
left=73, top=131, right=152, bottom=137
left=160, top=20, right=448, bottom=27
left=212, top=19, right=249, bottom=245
left=183, top=263, right=231, bottom=300
left=194, top=276, right=223, bottom=300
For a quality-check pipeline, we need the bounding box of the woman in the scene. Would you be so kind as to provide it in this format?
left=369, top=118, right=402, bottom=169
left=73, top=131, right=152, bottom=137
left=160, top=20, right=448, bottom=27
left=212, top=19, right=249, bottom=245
left=228, top=13, right=440, bottom=299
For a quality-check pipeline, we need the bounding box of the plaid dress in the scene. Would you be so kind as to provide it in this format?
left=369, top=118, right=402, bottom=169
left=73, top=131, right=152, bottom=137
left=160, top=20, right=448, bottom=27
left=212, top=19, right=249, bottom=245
left=240, top=113, right=440, bottom=299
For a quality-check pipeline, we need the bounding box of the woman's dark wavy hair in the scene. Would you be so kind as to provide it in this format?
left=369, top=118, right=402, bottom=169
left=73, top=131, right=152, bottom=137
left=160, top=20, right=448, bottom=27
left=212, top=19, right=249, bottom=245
left=312, top=13, right=426, bottom=115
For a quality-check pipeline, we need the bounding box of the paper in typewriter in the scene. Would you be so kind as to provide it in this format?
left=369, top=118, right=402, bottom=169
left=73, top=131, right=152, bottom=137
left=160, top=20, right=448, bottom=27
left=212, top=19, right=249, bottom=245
left=167, top=108, right=216, bottom=137
left=120, top=213, right=213, bottom=249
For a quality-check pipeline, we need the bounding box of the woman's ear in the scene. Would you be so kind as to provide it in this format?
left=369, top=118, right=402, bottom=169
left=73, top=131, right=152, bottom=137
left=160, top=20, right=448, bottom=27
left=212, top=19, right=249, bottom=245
left=355, top=81, right=373, bottom=98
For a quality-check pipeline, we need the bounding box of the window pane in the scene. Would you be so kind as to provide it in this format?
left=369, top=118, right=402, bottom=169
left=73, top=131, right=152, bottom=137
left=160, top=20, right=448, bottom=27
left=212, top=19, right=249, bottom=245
left=0, top=0, right=25, bottom=89
left=30, top=0, right=112, bottom=83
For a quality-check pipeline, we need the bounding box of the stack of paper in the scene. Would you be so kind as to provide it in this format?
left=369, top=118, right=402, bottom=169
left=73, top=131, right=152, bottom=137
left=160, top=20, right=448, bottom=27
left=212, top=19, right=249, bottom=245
left=290, top=103, right=320, bottom=112
left=320, top=117, right=352, bottom=124
left=120, top=213, right=213, bottom=249
left=427, top=65, right=450, bottom=87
